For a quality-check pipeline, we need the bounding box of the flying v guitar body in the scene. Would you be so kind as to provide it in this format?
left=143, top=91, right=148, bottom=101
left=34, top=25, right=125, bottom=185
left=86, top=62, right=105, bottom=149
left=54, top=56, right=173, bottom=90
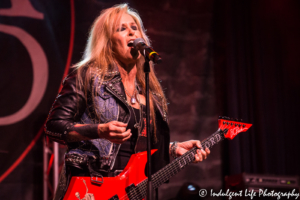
left=63, top=117, right=252, bottom=200
left=63, top=150, right=156, bottom=200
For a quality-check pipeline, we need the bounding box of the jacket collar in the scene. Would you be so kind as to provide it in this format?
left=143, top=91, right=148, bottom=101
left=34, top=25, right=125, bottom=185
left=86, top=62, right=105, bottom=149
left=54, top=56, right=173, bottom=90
left=102, top=66, right=168, bottom=123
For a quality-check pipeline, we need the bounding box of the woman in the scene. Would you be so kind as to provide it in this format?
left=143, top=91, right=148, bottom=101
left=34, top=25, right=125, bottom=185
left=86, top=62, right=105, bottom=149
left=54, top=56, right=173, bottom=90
left=45, top=3, right=210, bottom=199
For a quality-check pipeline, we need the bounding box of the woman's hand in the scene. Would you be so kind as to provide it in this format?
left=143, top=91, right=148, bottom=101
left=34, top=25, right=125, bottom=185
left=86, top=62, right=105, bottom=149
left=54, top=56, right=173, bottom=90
left=98, top=121, right=131, bottom=144
left=172, top=140, right=210, bottom=163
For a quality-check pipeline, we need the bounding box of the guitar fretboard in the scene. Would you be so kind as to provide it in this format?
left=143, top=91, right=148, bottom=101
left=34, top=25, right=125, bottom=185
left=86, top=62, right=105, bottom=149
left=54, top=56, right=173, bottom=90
left=126, top=129, right=227, bottom=199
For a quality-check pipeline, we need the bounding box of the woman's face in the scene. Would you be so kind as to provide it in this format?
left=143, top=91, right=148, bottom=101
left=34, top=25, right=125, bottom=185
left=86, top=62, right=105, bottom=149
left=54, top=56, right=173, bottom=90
left=111, top=13, right=142, bottom=65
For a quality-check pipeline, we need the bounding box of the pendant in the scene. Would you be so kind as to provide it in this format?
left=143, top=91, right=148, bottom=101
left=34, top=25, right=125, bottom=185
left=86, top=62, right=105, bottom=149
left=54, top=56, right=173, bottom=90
left=134, top=123, right=140, bottom=129
left=131, top=96, right=136, bottom=104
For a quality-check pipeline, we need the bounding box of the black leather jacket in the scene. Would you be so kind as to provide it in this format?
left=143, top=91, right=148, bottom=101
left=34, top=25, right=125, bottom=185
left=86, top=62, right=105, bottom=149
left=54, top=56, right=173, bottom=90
left=45, top=67, right=170, bottom=199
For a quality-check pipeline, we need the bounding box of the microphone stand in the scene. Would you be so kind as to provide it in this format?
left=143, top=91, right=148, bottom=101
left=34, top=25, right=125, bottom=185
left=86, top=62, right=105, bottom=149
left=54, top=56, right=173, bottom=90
left=144, top=56, right=153, bottom=200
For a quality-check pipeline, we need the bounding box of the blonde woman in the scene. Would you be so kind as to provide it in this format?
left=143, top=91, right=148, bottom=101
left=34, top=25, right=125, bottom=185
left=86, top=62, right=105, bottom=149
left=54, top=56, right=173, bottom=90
left=45, top=3, right=210, bottom=199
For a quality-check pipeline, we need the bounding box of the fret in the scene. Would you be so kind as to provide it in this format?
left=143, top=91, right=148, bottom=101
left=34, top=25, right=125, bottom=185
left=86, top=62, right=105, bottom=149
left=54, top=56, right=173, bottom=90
left=134, top=129, right=227, bottom=198
left=178, top=158, right=186, bottom=168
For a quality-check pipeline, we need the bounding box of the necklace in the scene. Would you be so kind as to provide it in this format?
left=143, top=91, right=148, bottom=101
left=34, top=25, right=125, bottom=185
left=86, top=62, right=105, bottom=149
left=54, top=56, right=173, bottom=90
left=134, top=105, right=143, bottom=129
left=124, top=82, right=142, bottom=130
left=124, top=86, right=137, bottom=104
left=130, top=99, right=142, bottom=130
left=135, top=94, right=143, bottom=130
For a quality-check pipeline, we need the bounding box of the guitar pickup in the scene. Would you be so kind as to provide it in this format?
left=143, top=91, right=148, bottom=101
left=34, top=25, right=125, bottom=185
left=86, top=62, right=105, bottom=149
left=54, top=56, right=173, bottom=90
left=91, top=175, right=103, bottom=185
left=125, top=183, right=136, bottom=193
left=108, top=195, right=120, bottom=200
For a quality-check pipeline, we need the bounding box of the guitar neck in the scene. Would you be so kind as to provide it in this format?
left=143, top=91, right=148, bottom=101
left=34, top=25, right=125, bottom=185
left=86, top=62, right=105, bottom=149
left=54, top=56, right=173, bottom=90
left=132, top=129, right=226, bottom=198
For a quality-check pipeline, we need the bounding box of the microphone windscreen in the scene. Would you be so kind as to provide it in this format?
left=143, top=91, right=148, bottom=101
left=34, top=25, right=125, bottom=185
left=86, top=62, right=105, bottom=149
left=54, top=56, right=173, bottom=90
left=133, top=38, right=145, bottom=50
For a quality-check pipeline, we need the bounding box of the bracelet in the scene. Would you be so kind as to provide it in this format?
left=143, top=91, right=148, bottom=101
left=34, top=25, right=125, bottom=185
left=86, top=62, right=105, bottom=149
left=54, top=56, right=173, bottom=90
left=171, top=141, right=178, bottom=159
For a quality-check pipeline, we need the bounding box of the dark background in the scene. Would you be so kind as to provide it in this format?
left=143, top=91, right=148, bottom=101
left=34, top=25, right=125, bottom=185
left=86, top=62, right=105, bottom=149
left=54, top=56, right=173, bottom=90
left=0, top=0, right=299, bottom=199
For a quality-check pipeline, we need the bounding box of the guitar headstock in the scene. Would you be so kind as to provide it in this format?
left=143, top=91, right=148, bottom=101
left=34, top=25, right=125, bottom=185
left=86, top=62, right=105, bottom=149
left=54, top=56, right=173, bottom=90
left=218, top=116, right=252, bottom=140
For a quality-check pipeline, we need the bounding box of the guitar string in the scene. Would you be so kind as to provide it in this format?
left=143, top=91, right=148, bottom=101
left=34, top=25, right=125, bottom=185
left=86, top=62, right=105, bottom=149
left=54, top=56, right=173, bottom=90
left=121, top=130, right=223, bottom=200
left=116, top=123, right=243, bottom=200
left=118, top=149, right=194, bottom=200
left=150, top=129, right=226, bottom=192
left=124, top=146, right=202, bottom=199
left=147, top=124, right=241, bottom=192
left=131, top=129, right=225, bottom=199
left=127, top=146, right=208, bottom=198
left=124, top=132, right=227, bottom=200
left=118, top=127, right=232, bottom=200
left=128, top=149, right=197, bottom=199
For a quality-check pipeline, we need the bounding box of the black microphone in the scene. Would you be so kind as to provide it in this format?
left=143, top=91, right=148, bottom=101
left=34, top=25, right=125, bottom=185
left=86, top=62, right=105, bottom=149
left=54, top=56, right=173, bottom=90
left=133, top=38, right=162, bottom=64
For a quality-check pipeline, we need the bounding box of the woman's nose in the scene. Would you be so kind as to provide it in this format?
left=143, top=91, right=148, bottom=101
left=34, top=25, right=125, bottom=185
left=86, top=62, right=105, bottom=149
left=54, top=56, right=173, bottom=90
left=128, top=28, right=134, bottom=36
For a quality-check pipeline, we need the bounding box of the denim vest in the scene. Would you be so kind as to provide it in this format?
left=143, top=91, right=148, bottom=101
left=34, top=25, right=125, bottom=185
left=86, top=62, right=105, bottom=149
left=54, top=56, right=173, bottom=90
left=66, top=69, right=168, bottom=172
left=66, top=72, right=131, bottom=171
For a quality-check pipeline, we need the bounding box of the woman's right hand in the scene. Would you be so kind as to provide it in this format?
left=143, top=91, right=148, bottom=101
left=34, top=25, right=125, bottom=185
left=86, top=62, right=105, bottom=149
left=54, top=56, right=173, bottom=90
left=98, top=121, right=131, bottom=144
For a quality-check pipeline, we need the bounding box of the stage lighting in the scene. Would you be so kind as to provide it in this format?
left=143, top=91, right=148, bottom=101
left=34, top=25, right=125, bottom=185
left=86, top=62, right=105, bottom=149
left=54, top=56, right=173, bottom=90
left=176, top=182, right=201, bottom=200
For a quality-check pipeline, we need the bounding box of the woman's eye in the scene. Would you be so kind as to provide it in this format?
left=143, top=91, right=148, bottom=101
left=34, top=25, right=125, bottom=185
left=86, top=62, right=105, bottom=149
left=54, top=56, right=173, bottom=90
left=116, top=26, right=137, bottom=32
left=117, top=27, right=126, bottom=32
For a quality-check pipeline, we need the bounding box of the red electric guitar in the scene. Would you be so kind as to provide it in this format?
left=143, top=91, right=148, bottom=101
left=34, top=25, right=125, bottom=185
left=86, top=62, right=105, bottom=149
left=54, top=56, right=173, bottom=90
left=63, top=117, right=252, bottom=200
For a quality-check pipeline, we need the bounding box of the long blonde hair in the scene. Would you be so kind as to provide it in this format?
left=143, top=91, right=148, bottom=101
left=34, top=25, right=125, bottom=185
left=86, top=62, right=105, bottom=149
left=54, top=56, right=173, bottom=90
left=75, top=3, right=167, bottom=141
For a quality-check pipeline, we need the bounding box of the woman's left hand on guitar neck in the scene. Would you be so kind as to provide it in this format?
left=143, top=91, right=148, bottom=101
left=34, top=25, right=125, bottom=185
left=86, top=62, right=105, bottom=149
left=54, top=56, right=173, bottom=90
left=170, top=140, right=210, bottom=163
